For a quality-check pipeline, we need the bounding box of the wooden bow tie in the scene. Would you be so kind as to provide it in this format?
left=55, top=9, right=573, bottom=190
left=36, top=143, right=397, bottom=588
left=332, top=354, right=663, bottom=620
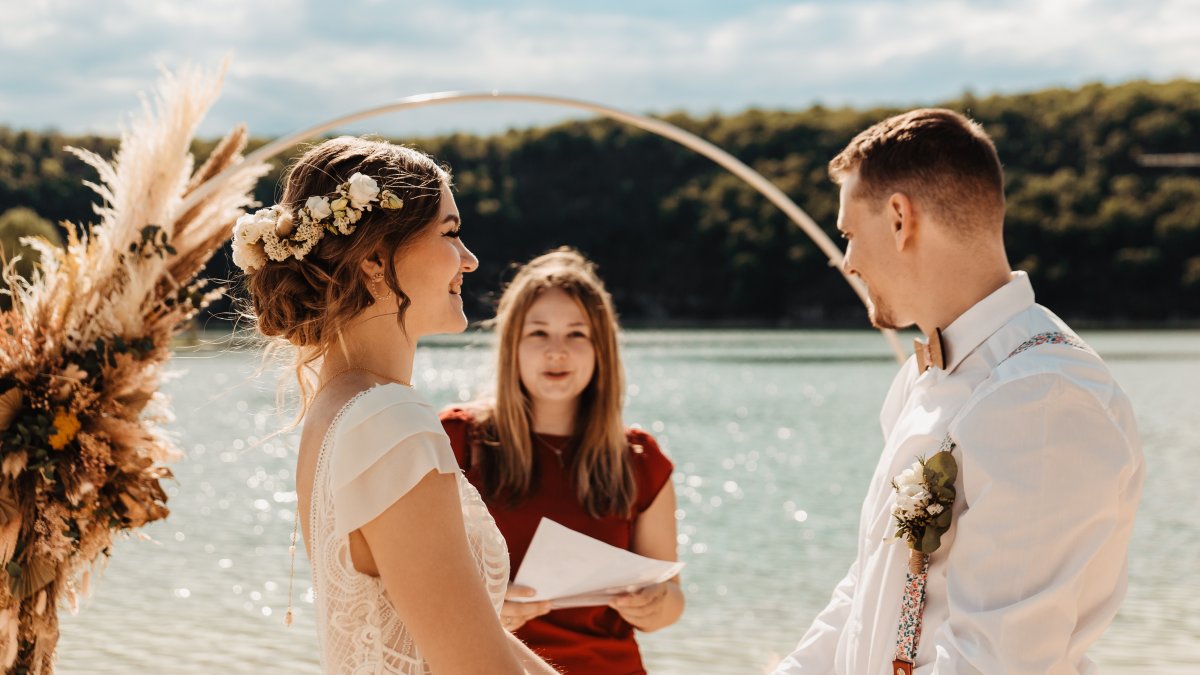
left=914, top=328, right=946, bottom=372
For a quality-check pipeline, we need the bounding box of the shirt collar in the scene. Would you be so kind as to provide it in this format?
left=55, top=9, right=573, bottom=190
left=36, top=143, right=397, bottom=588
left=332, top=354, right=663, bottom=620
left=936, top=271, right=1035, bottom=375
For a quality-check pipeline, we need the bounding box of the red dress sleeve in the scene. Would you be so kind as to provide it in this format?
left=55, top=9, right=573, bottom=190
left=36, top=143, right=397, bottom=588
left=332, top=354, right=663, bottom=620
left=626, top=428, right=674, bottom=513
left=438, top=406, right=474, bottom=472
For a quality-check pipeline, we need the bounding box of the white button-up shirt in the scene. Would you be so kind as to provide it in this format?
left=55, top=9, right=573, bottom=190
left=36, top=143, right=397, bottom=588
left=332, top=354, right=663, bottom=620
left=774, top=272, right=1145, bottom=675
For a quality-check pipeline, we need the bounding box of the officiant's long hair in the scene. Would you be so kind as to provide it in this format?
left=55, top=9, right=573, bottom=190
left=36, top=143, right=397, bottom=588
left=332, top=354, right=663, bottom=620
left=471, top=248, right=636, bottom=518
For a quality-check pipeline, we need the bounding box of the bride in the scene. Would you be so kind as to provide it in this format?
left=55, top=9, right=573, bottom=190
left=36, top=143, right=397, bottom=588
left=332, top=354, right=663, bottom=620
left=234, top=136, right=558, bottom=674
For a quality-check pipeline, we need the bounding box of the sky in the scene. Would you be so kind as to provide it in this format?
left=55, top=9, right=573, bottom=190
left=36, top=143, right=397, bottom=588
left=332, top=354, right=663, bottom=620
left=2, top=0, right=1199, bottom=140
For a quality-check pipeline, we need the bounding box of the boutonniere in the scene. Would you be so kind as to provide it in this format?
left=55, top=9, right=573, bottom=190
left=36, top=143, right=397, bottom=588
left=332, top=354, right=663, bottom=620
left=890, top=449, right=958, bottom=570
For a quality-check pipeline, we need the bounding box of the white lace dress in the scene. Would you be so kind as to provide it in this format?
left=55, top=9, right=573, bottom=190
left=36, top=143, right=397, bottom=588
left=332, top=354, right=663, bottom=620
left=309, top=384, right=510, bottom=674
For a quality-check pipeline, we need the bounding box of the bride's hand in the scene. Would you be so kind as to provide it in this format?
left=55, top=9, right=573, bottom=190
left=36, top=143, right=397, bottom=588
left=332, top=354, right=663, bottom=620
left=500, top=585, right=551, bottom=632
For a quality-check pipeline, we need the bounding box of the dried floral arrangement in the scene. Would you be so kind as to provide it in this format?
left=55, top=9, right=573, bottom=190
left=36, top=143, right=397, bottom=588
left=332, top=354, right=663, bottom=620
left=0, top=64, right=267, bottom=673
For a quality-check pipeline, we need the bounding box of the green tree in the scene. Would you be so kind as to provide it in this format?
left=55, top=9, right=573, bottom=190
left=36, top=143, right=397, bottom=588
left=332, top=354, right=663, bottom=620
left=0, top=207, right=62, bottom=309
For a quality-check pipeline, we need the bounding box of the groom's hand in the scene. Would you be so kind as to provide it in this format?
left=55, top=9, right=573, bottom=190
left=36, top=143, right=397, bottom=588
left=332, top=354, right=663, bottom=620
left=500, top=584, right=551, bottom=632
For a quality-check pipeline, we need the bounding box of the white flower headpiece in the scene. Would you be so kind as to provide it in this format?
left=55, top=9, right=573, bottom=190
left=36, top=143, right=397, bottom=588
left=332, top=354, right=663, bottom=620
left=231, top=172, right=404, bottom=272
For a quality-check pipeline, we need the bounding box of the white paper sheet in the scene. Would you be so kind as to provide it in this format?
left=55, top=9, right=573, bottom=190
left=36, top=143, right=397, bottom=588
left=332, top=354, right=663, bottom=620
left=511, top=517, right=686, bottom=609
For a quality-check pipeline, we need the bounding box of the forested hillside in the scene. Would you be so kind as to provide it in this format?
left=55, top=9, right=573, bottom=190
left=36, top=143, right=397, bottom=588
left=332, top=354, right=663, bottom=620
left=3, top=79, right=1198, bottom=325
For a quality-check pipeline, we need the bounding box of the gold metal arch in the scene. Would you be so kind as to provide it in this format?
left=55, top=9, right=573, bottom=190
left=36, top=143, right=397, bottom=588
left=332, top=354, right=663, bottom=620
left=185, top=91, right=906, bottom=363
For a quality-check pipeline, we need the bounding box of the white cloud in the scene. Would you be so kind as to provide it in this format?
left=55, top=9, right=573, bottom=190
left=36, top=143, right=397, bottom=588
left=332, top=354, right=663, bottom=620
left=0, top=0, right=1197, bottom=138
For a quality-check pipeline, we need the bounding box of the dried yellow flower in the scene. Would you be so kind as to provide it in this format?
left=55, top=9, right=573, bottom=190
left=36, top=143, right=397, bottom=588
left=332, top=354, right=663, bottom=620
left=48, top=410, right=82, bottom=450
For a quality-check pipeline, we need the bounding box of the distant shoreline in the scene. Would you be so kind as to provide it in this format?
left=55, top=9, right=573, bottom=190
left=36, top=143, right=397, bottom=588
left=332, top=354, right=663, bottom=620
left=174, top=322, right=1200, bottom=354
left=190, top=318, right=1200, bottom=334
left=616, top=318, right=1200, bottom=331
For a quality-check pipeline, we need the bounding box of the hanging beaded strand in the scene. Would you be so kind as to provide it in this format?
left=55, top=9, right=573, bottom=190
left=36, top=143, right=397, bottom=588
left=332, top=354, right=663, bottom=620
left=285, top=512, right=298, bottom=626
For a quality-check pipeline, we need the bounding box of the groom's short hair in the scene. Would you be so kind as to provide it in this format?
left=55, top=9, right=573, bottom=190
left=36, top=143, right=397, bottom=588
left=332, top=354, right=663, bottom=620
left=829, top=108, right=1005, bottom=236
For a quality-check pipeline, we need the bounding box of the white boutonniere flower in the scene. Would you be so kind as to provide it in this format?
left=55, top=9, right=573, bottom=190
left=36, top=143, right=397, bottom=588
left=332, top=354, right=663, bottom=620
left=890, top=450, right=957, bottom=555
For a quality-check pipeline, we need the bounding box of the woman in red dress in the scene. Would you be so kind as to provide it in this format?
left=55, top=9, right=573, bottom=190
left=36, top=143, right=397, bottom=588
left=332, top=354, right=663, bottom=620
left=441, top=247, right=684, bottom=674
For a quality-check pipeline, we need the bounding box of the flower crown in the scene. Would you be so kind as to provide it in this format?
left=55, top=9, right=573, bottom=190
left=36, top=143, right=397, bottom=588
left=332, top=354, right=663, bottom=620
left=231, top=172, right=404, bottom=272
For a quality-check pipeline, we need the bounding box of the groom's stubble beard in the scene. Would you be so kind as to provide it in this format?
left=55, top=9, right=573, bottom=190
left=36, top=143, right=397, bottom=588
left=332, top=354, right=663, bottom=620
left=867, top=290, right=903, bottom=330
left=869, top=307, right=901, bottom=331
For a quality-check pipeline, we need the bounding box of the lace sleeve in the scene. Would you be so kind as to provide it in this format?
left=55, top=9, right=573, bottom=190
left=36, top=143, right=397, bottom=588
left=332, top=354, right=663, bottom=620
left=328, top=386, right=460, bottom=538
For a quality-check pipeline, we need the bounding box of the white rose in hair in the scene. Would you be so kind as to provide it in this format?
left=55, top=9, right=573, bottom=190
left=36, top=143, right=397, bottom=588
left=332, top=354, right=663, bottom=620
left=346, top=173, right=380, bottom=209
left=233, top=211, right=257, bottom=241
left=233, top=241, right=267, bottom=272
left=305, top=196, right=332, bottom=220
left=231, top=214, right=267, bottom=271
left=231, top=206, right=284, bottom=271
left=235, top=207, right=273, bottom=242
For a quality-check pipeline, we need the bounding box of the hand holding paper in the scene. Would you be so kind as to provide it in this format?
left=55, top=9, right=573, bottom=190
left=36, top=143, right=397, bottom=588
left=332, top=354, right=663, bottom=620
left=511, top=518, right=686, bottom=609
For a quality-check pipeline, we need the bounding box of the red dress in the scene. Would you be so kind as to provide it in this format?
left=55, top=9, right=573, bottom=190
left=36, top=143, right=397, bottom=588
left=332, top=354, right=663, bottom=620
left=440, top=407, right=674, bottom=675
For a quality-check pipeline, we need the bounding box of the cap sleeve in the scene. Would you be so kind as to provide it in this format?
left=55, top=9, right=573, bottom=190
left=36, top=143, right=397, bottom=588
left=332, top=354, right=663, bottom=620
left=628, top=428, right=674, bottom=513
left=328, top=386, right=460, bottom=538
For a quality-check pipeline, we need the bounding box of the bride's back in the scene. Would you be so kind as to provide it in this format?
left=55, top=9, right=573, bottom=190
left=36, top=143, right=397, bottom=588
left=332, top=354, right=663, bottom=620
left=296, top=373, right=378, bottom=569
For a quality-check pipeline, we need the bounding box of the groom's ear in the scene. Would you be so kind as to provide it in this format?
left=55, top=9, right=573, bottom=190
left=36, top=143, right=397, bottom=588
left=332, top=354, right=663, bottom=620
left=889, top=192, right=917, bottom=252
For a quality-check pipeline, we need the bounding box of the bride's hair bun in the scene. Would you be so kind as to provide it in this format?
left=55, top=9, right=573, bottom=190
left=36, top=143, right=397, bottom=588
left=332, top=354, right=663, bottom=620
left=242, top=136, right=449, bottom=350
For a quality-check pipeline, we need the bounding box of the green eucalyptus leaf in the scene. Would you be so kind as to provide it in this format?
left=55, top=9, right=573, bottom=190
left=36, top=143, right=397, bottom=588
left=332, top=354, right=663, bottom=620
left=918, top=527, right=943, bottom=554
left=935, top=510, right=952, bottom=528
left=925, top=450, right=958, bottom=486
left=932, top=485, right=956, bottom=502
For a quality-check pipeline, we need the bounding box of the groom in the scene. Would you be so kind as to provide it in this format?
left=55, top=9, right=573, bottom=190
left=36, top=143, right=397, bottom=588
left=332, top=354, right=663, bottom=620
left=773, top=109, right=1145, bottom=674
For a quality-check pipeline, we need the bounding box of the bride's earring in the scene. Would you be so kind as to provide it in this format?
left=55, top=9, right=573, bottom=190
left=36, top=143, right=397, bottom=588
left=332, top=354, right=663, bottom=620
left=370, top=273, right=392, bottom=302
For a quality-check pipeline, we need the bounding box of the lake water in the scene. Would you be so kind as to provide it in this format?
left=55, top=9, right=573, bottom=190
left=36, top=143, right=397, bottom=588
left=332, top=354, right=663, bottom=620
left=55, top=330, right=1200, bottom=674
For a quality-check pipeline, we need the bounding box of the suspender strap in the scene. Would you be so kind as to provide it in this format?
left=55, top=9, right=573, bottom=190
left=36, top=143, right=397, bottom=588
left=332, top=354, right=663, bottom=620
left=891, top=552, right=930, bottom=674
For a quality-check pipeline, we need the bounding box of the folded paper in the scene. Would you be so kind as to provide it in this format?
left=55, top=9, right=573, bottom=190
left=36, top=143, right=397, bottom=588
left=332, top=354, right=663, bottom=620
left=512, top=518, right=685, bottom=608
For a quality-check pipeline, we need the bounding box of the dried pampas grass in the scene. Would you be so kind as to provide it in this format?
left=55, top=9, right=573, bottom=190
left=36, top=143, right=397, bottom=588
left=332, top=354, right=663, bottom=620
left=0, top=61, right=268, bottom=673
